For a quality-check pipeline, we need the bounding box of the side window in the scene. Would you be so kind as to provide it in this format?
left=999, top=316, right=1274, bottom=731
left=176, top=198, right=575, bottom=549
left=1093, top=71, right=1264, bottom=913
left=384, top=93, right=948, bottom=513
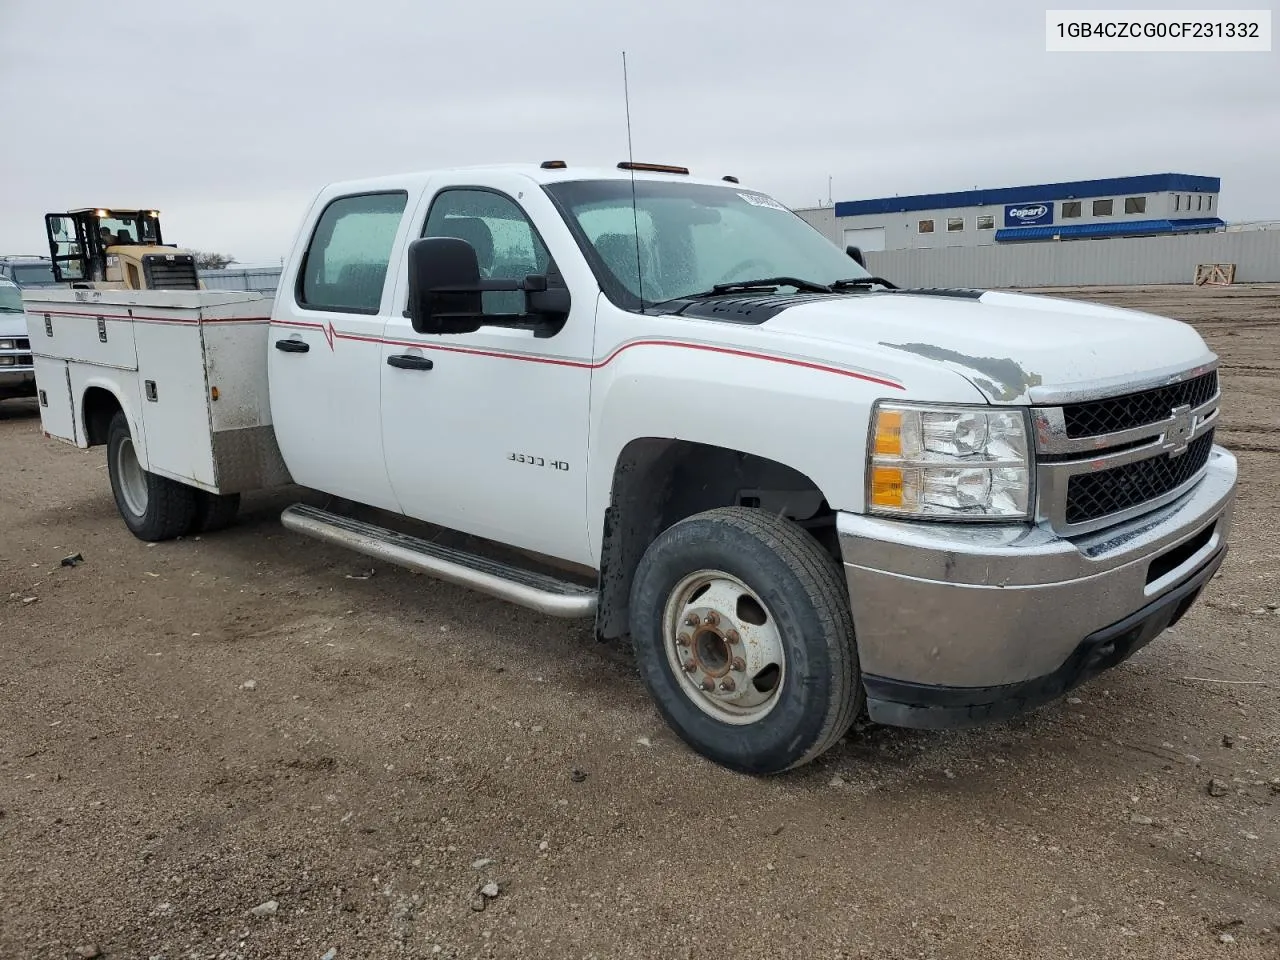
left=422, top=189, right=552, bottom=316
left=298, top=191, right=407, bottom=313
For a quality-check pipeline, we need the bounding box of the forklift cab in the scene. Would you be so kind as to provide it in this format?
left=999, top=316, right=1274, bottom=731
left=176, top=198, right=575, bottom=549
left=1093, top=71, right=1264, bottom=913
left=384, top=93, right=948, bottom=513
left=44, top=208, right=199, bottom=290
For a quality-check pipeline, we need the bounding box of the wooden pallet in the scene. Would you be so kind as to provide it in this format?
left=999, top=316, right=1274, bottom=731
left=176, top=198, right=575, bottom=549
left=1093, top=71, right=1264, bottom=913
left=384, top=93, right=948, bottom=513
left=1194, top=263, right=1236, bottom=286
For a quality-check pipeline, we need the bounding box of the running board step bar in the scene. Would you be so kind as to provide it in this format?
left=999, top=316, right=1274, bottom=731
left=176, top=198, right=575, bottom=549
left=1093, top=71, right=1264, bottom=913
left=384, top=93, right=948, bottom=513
left=281, top=503, right=597, bottom=619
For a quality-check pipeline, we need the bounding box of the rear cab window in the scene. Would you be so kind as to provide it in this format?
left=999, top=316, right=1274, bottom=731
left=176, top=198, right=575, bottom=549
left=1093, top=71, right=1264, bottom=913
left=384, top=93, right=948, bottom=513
left=297, top=191, right=408, bottom=313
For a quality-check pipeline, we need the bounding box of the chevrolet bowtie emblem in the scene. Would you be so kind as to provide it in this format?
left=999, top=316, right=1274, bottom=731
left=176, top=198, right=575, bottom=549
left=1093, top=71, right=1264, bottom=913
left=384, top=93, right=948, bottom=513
left=1163, top=404, right=1194, bottom=456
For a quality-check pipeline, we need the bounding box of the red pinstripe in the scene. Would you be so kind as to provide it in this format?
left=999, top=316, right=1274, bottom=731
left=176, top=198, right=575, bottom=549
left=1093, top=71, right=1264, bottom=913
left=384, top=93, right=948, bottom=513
left=24, top=308, right=905, bottom=390
left=27, top=308, right=270, bottom=325
left=271, top=319, right=905, bottom=389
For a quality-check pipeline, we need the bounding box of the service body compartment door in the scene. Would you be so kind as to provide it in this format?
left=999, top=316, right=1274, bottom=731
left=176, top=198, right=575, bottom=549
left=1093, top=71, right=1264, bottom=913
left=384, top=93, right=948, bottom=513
left=132, top=318, right=218, bottom=489
left=33, top=357, right=76, bottom=443
left=28, top=299, right=139, bottom=370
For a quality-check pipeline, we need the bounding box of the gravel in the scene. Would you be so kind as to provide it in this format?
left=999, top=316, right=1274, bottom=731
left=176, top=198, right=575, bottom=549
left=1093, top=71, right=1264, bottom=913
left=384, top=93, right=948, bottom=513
left=2, top=286, right=1278, bottom=959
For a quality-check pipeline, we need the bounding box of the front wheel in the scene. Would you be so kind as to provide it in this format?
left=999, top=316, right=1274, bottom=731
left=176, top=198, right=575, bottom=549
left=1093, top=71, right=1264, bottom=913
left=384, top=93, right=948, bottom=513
left=106, top=410, right=198, bottom=542
left=629, top=506, right=862, bottom=774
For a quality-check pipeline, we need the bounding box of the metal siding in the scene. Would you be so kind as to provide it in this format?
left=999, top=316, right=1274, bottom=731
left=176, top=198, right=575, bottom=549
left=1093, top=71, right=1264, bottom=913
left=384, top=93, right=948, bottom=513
left=864, top=231, right=1280, bottom=288
left=199, top=267, right=282, bottom=292
left=793, top=207, right=839, bottom=244
left=834, top=174, right=1221, bottom=217
left=821, top=191, right=1215, bottom=251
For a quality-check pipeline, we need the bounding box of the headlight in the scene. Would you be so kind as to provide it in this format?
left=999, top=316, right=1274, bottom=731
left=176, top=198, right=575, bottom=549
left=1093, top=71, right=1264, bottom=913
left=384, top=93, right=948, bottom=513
left=867, top=402, right=1032, bottom=520
left=0, top=356, right=15, bottom=366
left=0, top=339, right=14, bottom=349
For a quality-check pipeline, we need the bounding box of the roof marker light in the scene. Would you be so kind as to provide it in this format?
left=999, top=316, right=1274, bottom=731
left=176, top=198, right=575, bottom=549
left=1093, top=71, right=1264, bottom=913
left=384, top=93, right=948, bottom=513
left=617, top=162, right=689, bottom=175
left=540, top=160, right=567, bottom=169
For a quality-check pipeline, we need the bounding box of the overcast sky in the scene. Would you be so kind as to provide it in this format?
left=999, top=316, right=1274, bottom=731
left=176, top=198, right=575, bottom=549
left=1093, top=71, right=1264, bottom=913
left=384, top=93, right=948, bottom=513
left=2, top=0, right=1276, bottom=263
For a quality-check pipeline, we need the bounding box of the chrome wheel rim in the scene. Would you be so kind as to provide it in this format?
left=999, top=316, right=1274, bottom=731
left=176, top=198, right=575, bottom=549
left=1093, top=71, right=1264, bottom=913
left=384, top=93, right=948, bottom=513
left=115, top=436, right=148, bottom=517
left=662, top=570, right=786, bottom=724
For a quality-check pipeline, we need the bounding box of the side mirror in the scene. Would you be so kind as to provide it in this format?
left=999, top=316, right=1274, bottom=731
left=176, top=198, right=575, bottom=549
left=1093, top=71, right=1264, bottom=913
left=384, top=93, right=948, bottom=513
left=406, top=236, right=485, bottom=335
left=405, top=236, right=572, bottom=336
left=845, top=245, right=866, bottom=268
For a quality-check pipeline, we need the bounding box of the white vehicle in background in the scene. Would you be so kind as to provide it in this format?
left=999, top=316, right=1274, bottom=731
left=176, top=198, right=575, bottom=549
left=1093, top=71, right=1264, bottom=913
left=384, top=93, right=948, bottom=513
left=23, top=160, right=1236, bottom=774
left=0, top=278, right=36, bottom=402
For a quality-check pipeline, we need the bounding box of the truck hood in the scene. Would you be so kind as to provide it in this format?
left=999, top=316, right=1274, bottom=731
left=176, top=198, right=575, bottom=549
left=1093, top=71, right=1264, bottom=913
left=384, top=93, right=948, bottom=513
left=762, top=289, right=1213, bottom=404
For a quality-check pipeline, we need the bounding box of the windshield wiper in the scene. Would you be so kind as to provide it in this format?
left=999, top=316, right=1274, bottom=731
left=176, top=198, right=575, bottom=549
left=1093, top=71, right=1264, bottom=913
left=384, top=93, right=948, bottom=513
left=710, top=276, right=832, bottom=295
left=651, top=276, right=832, bottom=309
left=830, top=276, right=898, bottom=290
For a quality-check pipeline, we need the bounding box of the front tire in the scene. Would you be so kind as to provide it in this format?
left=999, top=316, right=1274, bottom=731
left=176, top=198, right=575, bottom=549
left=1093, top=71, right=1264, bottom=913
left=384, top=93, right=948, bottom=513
left=629, top=506, right=862, bottom=775
left=106, top=410, right=198, bottom=542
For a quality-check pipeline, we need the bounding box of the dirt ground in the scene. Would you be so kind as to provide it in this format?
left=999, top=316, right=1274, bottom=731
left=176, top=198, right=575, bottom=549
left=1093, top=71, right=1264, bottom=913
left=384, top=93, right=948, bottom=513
left=1, top=284, right=1277, bottom=960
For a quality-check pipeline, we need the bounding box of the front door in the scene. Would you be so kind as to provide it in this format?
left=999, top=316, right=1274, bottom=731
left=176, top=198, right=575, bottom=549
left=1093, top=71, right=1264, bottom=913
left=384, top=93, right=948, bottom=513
left=380, top=178, right=594, bottom=566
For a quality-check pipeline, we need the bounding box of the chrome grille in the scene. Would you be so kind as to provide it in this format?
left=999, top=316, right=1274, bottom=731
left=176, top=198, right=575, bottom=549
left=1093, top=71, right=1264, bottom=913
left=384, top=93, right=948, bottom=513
left=1032, top=364, right=1221, bottom=535
left=1062, top=370, right=1218, bottom=438
left=1065, top=430, right=1215, bottom=524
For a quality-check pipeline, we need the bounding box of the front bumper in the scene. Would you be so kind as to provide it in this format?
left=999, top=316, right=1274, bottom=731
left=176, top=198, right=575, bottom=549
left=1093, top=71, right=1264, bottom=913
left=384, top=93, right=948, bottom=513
left=839, top=445, right=1237, bottom=729
left=0, top=369, right=36, bottom=399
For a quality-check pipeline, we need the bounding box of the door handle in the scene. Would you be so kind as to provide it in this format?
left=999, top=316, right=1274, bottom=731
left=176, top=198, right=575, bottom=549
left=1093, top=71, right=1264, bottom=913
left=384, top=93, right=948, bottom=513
left=387, top=353, right=434, bottom=371
left=275, top=339, right=310, bottom=353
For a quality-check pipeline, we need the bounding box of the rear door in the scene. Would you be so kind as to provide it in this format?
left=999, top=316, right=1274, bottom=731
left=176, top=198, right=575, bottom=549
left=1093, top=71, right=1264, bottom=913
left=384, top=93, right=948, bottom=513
left=268, top=190, right=411, bottom=511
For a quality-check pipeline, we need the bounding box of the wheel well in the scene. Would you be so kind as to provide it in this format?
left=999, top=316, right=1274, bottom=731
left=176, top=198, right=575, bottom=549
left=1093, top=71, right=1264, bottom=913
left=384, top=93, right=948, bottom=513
left=596, top=439, right=836, bottom=641
left=82, top=387, right=123, bottom=446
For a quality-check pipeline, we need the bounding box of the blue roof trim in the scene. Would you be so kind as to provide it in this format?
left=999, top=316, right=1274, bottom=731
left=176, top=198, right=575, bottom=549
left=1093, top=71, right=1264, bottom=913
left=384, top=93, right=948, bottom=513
left=994, top=217, right=1224, bottom=242
left=834, top=174, right=1220, bottom=218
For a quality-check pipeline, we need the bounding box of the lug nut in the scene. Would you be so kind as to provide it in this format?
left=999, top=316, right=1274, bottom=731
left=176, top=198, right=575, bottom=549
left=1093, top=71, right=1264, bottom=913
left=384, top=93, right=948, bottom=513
left=683, top=659, right=697, bottom=673
left=703, top=611, right=720, bottom=626
left=719, top=678, right=736, bottom=692
left=725, top=629, right=740, bottom=644
left=676, top=633, right=691, bottom=648
left=700, top=678, right=716, bottom=692
left=731, top=657, right=746, bottom=672
left=684, top=614, right=700, bottom=627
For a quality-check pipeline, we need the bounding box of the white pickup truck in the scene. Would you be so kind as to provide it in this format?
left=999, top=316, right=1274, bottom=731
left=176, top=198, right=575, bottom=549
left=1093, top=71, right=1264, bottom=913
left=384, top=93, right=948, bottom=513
left=24, top=161, right=1236, bottom=774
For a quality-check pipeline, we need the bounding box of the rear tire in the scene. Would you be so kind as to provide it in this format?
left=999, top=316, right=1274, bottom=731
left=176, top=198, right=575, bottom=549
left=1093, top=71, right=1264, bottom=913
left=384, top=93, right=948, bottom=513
left=190, top=491, right=241, bottom=534
left=106, top=410, right=198, bottom=542
left=629, top=506, right=861, bottom=775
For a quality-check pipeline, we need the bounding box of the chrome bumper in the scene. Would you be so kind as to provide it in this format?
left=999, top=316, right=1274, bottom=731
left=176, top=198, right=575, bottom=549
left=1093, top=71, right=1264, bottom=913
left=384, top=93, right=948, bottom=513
left=838, top=446, right=1237, bottom=724
left=0, top=369, right=35, bottom=398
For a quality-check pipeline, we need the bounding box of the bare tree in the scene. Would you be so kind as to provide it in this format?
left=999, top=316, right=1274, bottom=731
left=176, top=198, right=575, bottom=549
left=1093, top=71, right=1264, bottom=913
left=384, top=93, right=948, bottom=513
left=192, top=252, right=238, bottom=270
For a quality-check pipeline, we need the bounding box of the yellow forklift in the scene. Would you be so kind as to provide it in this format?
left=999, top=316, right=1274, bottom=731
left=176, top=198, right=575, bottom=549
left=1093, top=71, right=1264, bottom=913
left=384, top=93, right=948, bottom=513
left=44, top=208, right=202, bottom=290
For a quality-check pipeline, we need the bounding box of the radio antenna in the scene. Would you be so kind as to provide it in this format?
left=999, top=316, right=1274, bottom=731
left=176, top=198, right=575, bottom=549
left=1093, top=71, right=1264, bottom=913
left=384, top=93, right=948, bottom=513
left=622, top=51, right=644, bottom=313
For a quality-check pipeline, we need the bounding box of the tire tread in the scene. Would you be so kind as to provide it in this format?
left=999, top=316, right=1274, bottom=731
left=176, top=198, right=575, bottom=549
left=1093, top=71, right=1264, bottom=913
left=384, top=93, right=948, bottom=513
left=631, top=505, right=861, bottom=773
left=107, top=411, right=199, bottom=542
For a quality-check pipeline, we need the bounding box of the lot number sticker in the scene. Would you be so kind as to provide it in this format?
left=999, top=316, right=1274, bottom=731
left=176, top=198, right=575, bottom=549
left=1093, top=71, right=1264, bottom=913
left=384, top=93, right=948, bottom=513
left=738, top=192, right=789, bottom=212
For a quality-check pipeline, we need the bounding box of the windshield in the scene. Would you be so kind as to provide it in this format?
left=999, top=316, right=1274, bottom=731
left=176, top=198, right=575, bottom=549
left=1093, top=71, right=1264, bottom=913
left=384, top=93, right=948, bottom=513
left=543, top=179, right=870, bottom=309
left=97, top=213, right=159, bottom=247
left=0, top=282, right=22, bottom=313
left=13, top=263, right=56, bottom=286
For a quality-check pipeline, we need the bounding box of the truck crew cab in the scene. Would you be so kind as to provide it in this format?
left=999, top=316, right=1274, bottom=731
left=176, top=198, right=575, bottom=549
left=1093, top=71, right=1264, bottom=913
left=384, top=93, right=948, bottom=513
left=23, top=161, right=1236, bottom=774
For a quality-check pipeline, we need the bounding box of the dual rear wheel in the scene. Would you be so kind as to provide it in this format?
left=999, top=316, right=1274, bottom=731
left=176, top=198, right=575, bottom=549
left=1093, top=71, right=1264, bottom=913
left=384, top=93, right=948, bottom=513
left=106, top=410, right=239, bottom=542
